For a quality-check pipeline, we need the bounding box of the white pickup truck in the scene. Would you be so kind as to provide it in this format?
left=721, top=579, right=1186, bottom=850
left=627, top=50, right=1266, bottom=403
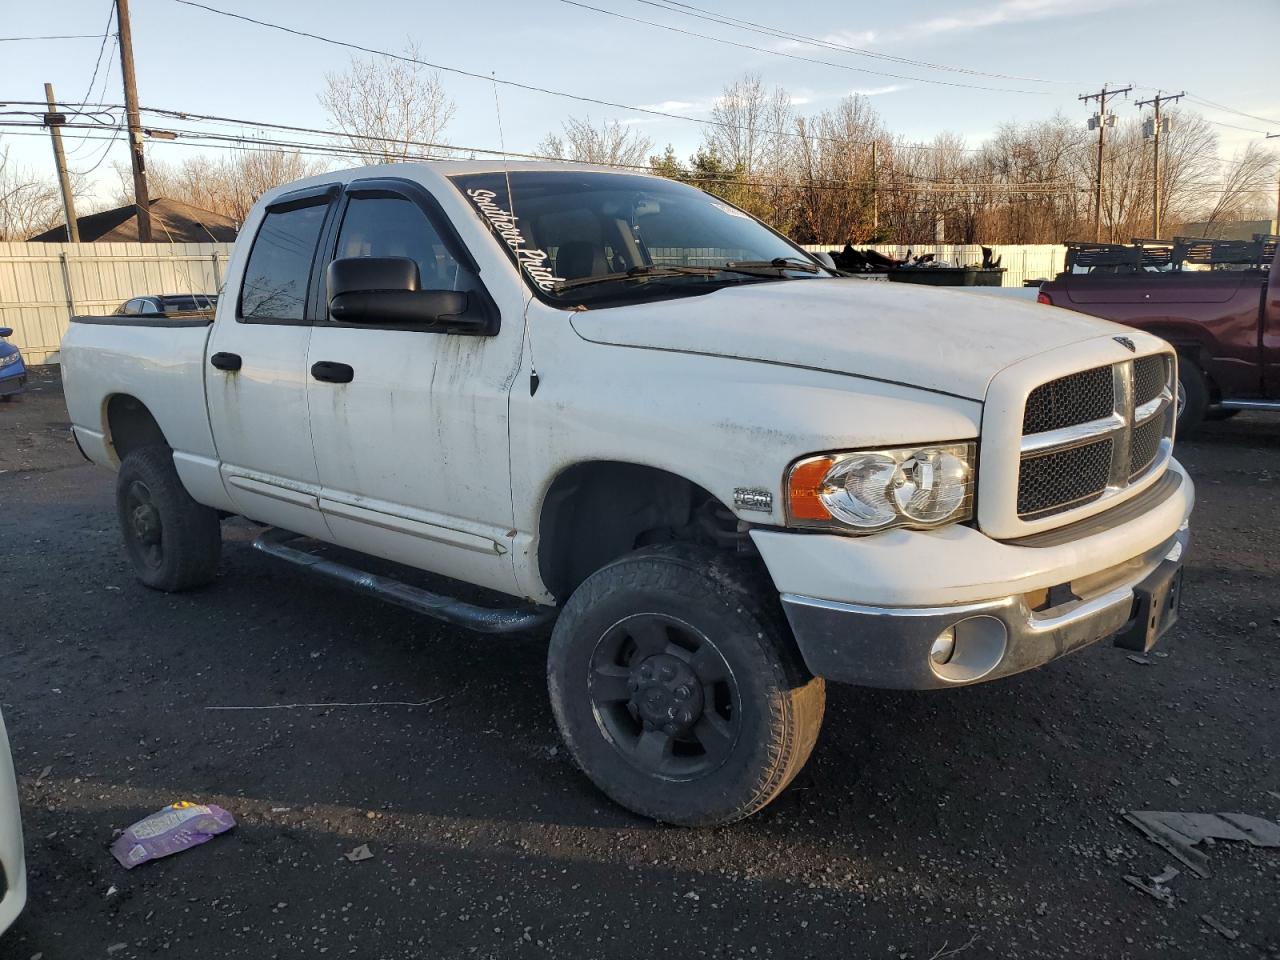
left=62, top=162, right=1193, bottom=825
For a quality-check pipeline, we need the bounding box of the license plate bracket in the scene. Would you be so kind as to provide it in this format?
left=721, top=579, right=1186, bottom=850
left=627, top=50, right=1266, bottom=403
left=1114, top=561, right=1183, bottom=653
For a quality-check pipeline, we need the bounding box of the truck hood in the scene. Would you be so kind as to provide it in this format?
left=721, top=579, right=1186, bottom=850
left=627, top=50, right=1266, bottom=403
left=568, top=278, right=1124, bottom=400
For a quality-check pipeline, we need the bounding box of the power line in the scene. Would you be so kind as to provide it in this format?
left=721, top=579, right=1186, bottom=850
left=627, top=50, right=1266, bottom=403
left=557, top=0, right=1051, bottom=95
left=5, top=119, right=1266, bottom=195
left=627, top=0, right=1079, bottom=84
left=167, top=0, right=993, bottom=155
left=1184, top=94, right=1280, bottom=128
left=0, top=34, right=102, bottom=41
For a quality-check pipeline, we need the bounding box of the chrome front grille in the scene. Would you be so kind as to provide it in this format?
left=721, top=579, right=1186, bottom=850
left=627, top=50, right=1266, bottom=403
left=1018, top=355, right=1175, bottom=521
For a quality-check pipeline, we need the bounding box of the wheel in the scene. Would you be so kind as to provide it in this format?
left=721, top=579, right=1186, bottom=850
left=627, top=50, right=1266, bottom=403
left=1175, top=361, right=1208, bottom=435
left=116, top=446, right=221, bottom=591
left=547, top=544, right=825, bottom=826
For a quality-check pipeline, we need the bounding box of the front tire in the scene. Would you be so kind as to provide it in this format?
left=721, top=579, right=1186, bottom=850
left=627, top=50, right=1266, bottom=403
left=547, top=544, right=825, bottom=826
left=116, top=446, right=221, bottom=591
left=1176, top=361, right=1209, bottom=435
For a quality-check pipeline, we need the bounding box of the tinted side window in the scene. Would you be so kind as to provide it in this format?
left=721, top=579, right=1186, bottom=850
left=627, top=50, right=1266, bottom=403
left=335, top=197, right=467, bottom=292
left=240, top=201, right=329, bottom=322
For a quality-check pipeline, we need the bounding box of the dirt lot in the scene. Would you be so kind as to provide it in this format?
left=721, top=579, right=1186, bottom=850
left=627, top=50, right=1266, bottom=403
left=1, top=367, right=1277, bottom=959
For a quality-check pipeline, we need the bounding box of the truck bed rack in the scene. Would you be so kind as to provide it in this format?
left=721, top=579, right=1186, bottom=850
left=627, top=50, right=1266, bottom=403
left=1065, top=234, right=1276, bottom=273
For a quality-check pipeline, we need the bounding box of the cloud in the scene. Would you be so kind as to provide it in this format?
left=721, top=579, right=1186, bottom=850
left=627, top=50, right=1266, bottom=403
left=775, top=28, right=877, bottom=53
left=848, top=85, right=907, bottom=97
left=637, top=100, right=707, bottom=114
left=910, top=0, right=1101, bottom=36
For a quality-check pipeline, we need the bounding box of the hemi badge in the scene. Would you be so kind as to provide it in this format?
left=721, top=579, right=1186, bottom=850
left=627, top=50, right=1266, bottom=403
left=734, top=487, right=774, bottom=513
left=1113, top=335, right=1137, bottom=353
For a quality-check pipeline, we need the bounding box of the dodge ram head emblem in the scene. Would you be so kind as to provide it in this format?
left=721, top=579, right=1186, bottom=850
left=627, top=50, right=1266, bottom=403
left=1113, top=335, right=1137, bottom=352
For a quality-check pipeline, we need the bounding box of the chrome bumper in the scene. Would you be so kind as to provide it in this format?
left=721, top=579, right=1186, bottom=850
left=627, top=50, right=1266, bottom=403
left=0, top=708, right=26, bottom=935
left=781, top=526, right=1188, bottom=690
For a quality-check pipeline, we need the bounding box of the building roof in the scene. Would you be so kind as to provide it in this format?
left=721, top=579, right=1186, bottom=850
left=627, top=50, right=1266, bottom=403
left=28, top=198, right=238, bottom=243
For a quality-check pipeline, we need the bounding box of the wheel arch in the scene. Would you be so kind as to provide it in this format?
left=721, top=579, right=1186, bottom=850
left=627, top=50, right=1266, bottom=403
left=104, top=393, right=170, bottom=464
left=535, top=460, right=746, bottom=603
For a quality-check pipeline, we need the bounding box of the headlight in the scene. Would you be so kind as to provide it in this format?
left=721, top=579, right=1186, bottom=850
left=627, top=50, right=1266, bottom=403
left=786, top=442, right=976, bottom=533
left=0, top=352, right=20, bottom=367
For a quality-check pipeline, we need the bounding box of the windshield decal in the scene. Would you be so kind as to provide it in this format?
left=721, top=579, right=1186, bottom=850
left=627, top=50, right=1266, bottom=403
left=465, top=188, right=564, bottom=292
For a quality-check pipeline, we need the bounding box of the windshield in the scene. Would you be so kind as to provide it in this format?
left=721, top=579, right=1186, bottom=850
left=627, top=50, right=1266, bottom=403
left=450, top=170, right=829, bottom=306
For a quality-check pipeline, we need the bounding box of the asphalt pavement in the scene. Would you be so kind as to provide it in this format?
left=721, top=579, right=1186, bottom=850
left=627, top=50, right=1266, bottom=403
left=1, top=367, right=1277, bottom=959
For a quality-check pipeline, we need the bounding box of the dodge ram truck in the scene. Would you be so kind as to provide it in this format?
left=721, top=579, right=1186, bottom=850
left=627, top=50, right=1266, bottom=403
left=1039, top=235, right=1279, bottom=431
left=61, top=162, right=1194, bottom=825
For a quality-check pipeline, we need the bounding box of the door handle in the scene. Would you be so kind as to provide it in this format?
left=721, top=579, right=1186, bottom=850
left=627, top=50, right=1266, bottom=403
left=311, top=361, right=354, bottom=384
left=210, top=352, right=242, bottom=371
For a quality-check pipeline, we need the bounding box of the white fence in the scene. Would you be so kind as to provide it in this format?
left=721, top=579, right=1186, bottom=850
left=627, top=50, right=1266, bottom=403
left=0, top=242, right=233, bottom=365
left=801, top=244, right=1067, bottom=288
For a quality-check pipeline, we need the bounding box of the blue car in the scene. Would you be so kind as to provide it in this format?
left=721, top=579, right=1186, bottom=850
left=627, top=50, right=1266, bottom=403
left=0, top=328, right=25, bottom=401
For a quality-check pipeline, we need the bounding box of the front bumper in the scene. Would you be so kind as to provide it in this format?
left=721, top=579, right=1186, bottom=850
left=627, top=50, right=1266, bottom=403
left=757, top=460, right=1194, bottom=690
left=0, top=709, right=25, bottom=934
left=782, top=523, right=1186, bottom=688
left=0, top=370, right=25, bottom=397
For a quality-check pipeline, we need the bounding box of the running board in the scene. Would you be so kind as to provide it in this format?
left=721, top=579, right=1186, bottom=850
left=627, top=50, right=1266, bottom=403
left=251, top=528, right=557, bottom=634
left=1219, top=399, right=1280, bottom=412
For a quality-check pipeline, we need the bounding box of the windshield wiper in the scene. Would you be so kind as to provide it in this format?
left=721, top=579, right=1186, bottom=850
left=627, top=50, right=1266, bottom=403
left=553, top=265, right=720, bottom=292
left=722, top=257, right=822, bottom=276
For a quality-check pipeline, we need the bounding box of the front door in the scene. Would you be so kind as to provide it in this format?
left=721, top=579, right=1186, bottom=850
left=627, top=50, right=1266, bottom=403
left=305, top=179, right=523, bottom=595
left=206, top=185, right=338, bottom=539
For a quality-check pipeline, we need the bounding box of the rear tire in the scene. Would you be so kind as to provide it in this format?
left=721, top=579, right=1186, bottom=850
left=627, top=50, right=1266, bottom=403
left=547, top=544, right=825, bottom=826
left=116, top=446, right=221, bottom=591
left=1176, top=361, right=1209, bottom=435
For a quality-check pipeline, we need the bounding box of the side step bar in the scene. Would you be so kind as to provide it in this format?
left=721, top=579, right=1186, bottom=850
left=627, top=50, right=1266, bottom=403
left=1219, top=399, right=1280, bottom=412
left=251, top=528, right=557, bottom=635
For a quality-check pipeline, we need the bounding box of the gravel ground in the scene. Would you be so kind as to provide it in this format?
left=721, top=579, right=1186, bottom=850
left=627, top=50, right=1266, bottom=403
left=1, top=367, right=1277, bottom=960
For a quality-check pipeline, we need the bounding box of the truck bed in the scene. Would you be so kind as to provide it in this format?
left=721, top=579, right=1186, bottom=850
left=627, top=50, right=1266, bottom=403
left=61, top=314, right=219, bottom=472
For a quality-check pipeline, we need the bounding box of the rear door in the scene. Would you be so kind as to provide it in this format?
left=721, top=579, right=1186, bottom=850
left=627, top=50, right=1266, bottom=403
left=205, top=184, right=338, bottom=538
left=304, top=178, right=522, bottom=595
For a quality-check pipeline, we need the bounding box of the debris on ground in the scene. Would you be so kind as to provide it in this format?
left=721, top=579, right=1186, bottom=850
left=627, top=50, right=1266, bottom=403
left=1123, top=811, right=1280, bottom=877
left=1127, top=655, right=1151, bottom=665
left=35, top=765, right=52, bottom=784
left=1123, top=874, right=1174, bottom=904
left=1149, top=865, right=1180, bottom=885
left=110, top=801, right=236, bottom=869
left=344, top=843, right=374, bottom=863
left=1200, top=915, right=1239, bottom=941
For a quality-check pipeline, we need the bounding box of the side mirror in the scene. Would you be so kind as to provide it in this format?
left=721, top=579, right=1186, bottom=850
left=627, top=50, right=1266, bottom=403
left=813, top=251, right=837, bottom=271
left=0, top=328, right=11, bottom=339
left=326, top=257, right=471, bottom=327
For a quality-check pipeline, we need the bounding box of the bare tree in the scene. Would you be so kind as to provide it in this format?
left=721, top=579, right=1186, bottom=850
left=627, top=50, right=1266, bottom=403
left=1195, top=142, right=1278, bottom=235
left=319, top=42, right=455, bottom=163
left=792, top=95, right=881, bottom=243
left=113, top=149, right=329, bottom=226
left=537, top=117, right=653, bottom=168
left=0, top=142, right=67, bottom=240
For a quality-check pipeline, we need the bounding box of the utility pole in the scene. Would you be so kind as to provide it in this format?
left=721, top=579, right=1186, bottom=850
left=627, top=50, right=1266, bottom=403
left=1136, top=91, right=1183, bottom=240
left=1270, top=133, right=1279, bottom=233
left=870, top=139, right=879, bottom=236
left=1079, top=84, right=1133, bottom=242
left=42, top=83, right=80, bottom=242
left=116, top=0, right=151, bottom=241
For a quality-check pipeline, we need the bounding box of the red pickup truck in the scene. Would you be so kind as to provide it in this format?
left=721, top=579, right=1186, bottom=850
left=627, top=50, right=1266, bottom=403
left=1038, top=236, right=1279, bottom=432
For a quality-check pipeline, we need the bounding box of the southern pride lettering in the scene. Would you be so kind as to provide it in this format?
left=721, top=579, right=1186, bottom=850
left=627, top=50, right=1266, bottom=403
left=466, top=189, right=564, bottom=292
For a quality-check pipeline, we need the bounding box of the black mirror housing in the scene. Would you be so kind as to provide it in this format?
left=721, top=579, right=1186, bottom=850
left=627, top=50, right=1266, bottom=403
left=326, top=256, right=483, bottom=330
left=0, top=328, right=12, bottom=338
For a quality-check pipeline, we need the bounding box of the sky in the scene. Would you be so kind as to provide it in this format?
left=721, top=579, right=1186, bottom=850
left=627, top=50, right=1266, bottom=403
left=2, top=0, right=1278, bottom=207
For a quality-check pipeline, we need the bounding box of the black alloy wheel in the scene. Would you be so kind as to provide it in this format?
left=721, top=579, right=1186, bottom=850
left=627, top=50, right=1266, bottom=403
left=588, top=613, right=740, bottom=780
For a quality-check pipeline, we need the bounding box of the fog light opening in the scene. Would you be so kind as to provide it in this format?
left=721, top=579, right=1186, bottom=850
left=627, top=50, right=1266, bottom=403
left=930, top=627, right=956, bottom=665
left=927, top=616, right=1009, bottom=683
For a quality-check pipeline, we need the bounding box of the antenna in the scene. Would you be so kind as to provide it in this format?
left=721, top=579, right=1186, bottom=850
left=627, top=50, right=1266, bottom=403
left=491, top=72, right=540, bottom=395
